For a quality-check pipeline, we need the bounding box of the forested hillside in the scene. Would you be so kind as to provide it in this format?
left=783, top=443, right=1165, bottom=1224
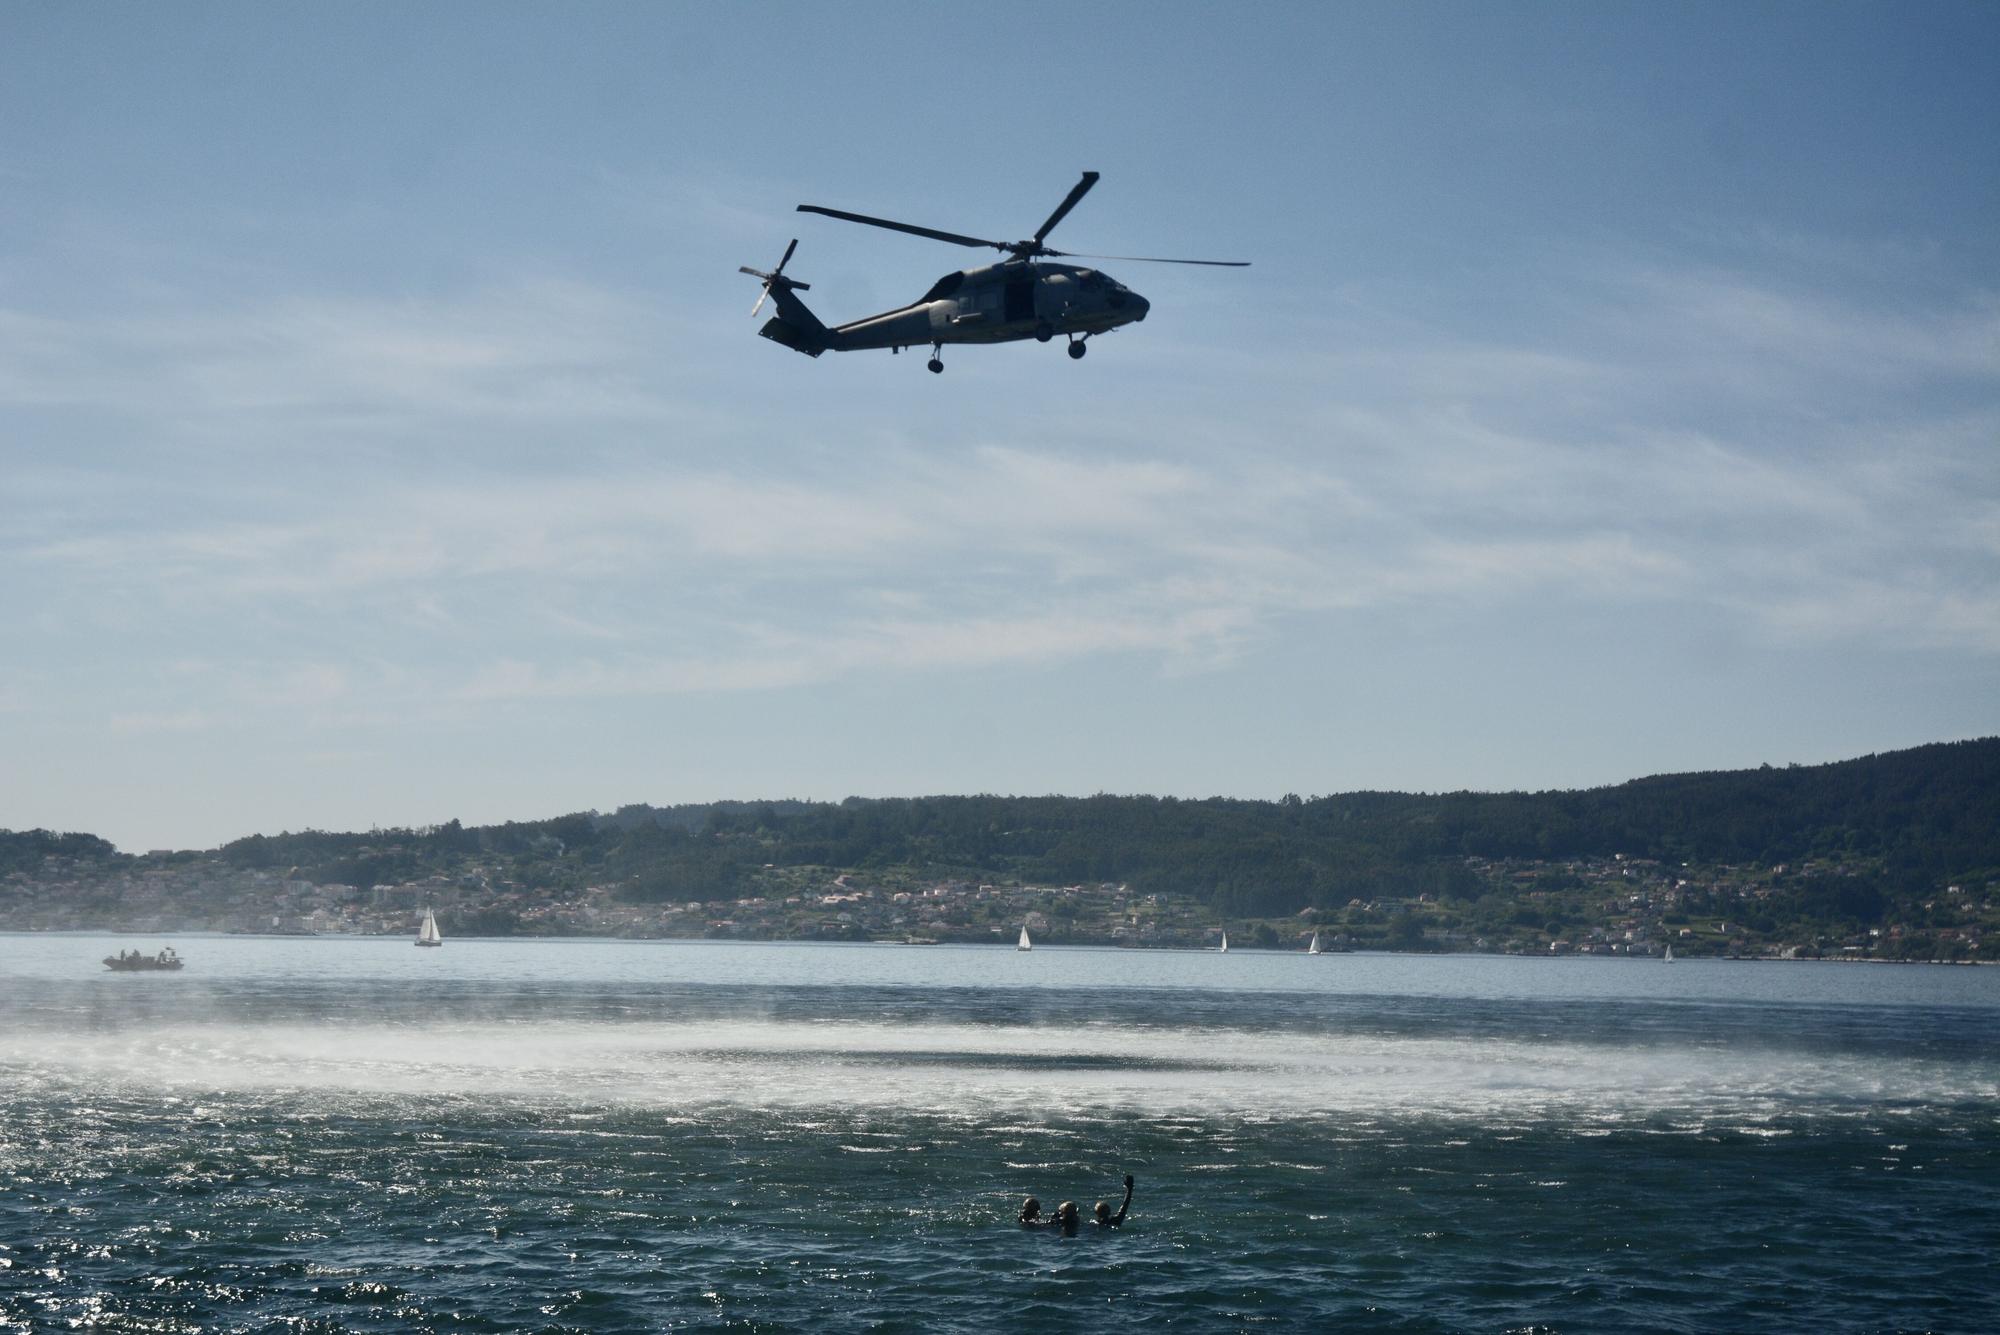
left=9, top=739, right=1994, bottom=926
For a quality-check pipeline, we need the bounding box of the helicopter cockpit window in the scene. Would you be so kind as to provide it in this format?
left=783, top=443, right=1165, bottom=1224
left=1080, top=271, right=1104, bottom=289
left=921, top=272, right=965, bottom=303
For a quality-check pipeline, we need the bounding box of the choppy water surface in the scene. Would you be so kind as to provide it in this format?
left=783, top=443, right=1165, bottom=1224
left=3, top=937, right=1996, bottom=1332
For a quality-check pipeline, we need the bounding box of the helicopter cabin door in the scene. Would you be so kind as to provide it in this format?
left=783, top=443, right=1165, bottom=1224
left=1003, top=274, right=1036, bottom=324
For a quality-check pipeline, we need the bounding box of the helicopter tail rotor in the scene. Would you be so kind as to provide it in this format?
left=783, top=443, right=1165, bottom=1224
left=740, top=239, right=832, bottom=357
left=739, top=238, right=811, bottom=318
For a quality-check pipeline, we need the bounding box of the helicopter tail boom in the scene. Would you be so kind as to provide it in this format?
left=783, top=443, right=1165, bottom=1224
left=758, top=309, right=829, bottom=357
left=756, top=282, right=833, bottom=356
left=741, top=239, right=832, bottom=356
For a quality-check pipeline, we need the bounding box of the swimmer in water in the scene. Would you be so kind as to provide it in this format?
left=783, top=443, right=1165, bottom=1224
left=1020, top=1175, right=1133, bottom=1232
left=1044, top=1176, right=1135, bottom=1233
left=1094, top=1174, right=1134, bottom=1228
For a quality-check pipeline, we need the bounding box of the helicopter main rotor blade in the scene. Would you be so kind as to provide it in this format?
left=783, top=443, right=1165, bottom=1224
left=1032, top=171, right=1099, bottom=245
left=1051, top=250, right=1251, bottom=267
left=797, top=204, right=1006, bottom=252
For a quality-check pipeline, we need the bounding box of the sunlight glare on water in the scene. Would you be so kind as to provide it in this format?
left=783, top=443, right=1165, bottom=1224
left=3, top=935, right=1996, bottom=1331
left=10, top=1014, right=1993, bottom=1122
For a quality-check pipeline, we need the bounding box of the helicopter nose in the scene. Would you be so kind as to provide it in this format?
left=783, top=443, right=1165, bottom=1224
left=1115, top=291, right=1149, bottom=321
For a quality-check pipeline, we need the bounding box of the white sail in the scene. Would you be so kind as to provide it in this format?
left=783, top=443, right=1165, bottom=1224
left=1664, top=943, right=1674, bottom=962
left=1308, top=931, right=1322, bottom=955
left=1219, top=931, right=1228, bottom=953
left=417, top=909, right=443, bottom=947
left=1017, top=925, right=1031, bottom=952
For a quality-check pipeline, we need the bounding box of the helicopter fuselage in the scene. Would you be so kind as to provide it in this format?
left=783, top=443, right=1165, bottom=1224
left=776, top=260, right=1148, bottom=355
left=745, top=172, right=1241, bottom=369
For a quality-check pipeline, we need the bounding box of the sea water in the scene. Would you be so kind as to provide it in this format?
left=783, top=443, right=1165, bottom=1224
left=2, top=935, right=1995, bottom=1332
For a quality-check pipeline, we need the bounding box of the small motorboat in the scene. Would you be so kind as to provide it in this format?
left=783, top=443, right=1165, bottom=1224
left=103, top=946, right=184, bottom=972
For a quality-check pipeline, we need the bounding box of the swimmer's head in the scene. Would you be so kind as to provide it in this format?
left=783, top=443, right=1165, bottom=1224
left=1019, top=1196, right=1041, bottom=1223
left=1056, top=1200, right=1079, bottom=1227
left=1093, top=1200, right=1111, bottom=1222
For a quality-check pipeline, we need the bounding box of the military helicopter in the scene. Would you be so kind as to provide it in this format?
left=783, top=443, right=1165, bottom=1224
left=740, top=172, right=1247, bottom=372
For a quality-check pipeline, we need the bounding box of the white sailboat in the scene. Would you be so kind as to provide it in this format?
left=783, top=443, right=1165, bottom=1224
left=416, top=908, right=443, bottom=948
left=1308, top=931, right=1322, bottom=955
left=1219, top=931, right=1229, bottom=953
left=1017, top=925, right=1031, bottom=952
left=1664, top=943, right=1674, bottom=963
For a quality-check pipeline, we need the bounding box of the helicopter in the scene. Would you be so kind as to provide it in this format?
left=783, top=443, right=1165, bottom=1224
left=739, top=172, right=1247, bottom=373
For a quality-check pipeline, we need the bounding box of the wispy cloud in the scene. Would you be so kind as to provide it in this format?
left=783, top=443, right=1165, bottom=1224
left=1623, top=267, right=2000, bottom=387
left=6, top=238, right=1996, bottom=735
left=107, top=708, right=217, bottom=736
left=0, top=278, right=711, bottom=434
left=452, top=598, right=1264, bottom=704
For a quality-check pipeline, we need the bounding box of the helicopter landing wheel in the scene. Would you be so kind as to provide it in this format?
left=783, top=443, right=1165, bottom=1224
left=1034, top=322, right=1054, bottom=343
left=1067, top=338, right=1087, bottom=360
left=927, top=344, right=944, bottom=374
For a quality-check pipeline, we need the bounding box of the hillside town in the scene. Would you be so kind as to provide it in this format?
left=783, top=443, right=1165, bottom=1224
left=4, top=844, right=1989, bottom=962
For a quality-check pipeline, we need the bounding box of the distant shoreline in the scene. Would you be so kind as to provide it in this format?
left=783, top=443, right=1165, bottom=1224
left=12, top=929, right=1989, bottom=965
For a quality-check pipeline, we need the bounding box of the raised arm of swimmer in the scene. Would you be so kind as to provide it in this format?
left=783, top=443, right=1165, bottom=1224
left=1093, top=1174, right=1134, bottom=1227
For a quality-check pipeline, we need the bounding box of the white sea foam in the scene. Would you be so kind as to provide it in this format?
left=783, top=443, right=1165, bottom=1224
left=4, top=1016, right=1993, bottom=1121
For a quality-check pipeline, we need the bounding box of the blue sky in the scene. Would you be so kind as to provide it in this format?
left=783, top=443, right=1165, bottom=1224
left=4, top=2, right=1996, bottom=851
